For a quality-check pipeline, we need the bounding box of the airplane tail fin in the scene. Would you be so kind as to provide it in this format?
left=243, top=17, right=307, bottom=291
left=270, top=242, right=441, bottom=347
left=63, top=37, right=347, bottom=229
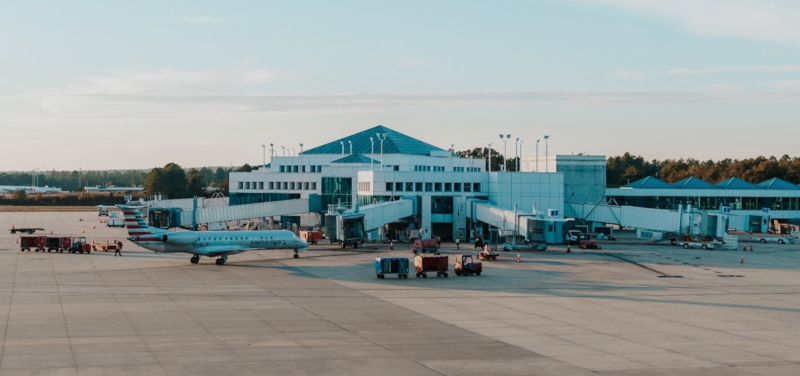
left=117, top=205, right=162, bottom=242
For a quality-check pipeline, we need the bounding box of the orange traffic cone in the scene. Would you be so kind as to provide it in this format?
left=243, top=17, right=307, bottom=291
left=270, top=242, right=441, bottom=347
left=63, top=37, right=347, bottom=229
left=81, top=228, right=85, bottom=233
left=517, top=254, right=521, bottom=263
left=16, top=237, right=19, bottom=244
left=566, top=246, right=571, bottom=253
left=92, top=224, right=96, bottom=229
left=91, top=239, right=95, bottom=244
left=743, top=245, right=747, bottom=251
left=749, top=244, right=753, bottom=252
left=740, top=257, right=744, bottom=264
left=50, top=230, right=53, bottom=235
left=390, top=241, right=394, bottom=250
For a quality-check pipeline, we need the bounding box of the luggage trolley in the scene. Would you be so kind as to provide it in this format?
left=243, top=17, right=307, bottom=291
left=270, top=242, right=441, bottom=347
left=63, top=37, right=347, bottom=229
left=375, top=257, right=409, bottom=279
left=414, top=255, right=449, bottom=278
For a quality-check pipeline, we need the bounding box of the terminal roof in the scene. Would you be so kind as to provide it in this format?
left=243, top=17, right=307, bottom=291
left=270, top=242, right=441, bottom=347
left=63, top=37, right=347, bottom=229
left=758, top=178, right=800, bottom=190
left=303, top=125, right=445, bottom=156
left=331, top=154, right=380, bottom=164
left=672, top=177, right=717, bottom=189
left=716, top=177, right=761, bottom=189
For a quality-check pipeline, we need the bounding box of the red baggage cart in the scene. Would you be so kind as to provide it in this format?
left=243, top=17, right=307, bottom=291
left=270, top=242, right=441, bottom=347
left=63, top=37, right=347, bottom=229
left=414, top=255, right=449, bottom=278
left=20, top=236, right=46, bottom=252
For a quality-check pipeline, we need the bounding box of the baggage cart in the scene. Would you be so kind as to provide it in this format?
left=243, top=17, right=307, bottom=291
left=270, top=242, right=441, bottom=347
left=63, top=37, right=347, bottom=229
left=69, top=237, right=92, bottom=254
left=454, top=255, right=483, bottom=276
left=414, top=255, right=449, bottom=278
left=375, top=257, right=409, bottom=279
left=45, top=236, right=62, bottom=252
left=20, top=235, right=46, bottom=252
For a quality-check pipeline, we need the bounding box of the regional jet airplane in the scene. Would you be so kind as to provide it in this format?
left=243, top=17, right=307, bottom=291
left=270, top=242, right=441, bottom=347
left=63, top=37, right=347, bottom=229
left=118, top=205, right=308, bottom=265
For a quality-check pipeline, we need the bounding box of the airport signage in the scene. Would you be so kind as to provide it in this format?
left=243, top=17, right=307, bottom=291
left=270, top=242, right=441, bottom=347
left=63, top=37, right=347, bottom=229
left=548, top=209, right=559, bottom=217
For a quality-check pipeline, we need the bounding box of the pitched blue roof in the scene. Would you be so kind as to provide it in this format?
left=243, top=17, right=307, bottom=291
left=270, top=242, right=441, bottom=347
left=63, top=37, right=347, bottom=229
left=331, top=154, right=379, bottom=164
left=303, top=125, right=445, bottom=156
left=673, top=177, right=717, bottom=189
left=716, top=177, right=761, bottom=189
left=758, top=178, right=800, bottom=190
left=623, top=176, right=674, bottom=189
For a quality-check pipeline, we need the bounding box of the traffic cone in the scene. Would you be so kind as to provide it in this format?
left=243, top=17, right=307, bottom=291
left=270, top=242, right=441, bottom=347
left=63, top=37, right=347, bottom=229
left=517, top=254, right=521, bottom=263
left=16, top=238, right=19, bottom=244
left=749, top=244, right=753, bottom=252
left=91, top=239, right=95, bottom=244
left=566, top=246, right=571, bottom=253
left=390, top=241, right=394, bottom=250
left=740, top=257, right=744, bottom=264
left=743, top=245, right=747, bottom=251
left=81, top=228, right=85, bottom=233
left=50, top=230, right=53, bottom=235
left=92, top=224, right=96, bottom=229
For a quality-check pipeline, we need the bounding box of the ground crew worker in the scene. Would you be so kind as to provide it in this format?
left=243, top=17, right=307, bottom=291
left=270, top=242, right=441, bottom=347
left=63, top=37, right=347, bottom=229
left=114, top=240, right=122, bottom=256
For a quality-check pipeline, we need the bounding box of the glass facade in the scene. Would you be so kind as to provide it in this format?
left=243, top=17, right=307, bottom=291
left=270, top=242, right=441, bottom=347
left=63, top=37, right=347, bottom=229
left=231, top=192, right=301, bottom=205
left=321, top=177, right=353, bottom=210
left=608, top=195, right=800, bottom=211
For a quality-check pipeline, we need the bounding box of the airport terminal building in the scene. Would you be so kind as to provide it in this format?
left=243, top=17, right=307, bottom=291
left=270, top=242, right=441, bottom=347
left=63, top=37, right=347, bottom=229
left=228, top=126, right=575, bottom=241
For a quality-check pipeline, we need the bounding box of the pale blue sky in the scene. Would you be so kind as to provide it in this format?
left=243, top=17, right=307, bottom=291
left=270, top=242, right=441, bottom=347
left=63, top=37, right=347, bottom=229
left=2, top=0, right=800, bottom=170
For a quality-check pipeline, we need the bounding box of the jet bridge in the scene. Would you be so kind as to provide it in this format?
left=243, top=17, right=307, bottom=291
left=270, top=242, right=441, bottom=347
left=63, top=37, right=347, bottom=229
left=326, top=198, right=416, bottom=242
left=565, top=201, right=709, bottom=238
left=146, top=197, right=318, bottom=229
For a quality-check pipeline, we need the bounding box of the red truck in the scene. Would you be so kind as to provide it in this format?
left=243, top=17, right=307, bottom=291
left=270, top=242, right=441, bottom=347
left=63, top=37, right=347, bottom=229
left=300, top=230, right=323, bottom=245
left=412, top=238, right=440, bottom=255
left=575, top=233, right=601, bottom=249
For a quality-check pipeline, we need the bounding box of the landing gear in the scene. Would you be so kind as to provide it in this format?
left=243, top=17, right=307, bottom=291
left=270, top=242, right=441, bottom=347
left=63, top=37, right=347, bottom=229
left=190, top=255, right=200, bottom=264
left=215, top=254, right=228, bottom=265
left=293, top=250, right=299, bottom=259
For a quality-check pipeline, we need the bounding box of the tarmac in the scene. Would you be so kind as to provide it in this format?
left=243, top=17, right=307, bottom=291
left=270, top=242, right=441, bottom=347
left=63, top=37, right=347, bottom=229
left=1, top=211, right=800, bottom=375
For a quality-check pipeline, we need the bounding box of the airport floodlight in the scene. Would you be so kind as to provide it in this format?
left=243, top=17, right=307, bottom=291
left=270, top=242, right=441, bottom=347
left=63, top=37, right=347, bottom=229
left=340, top=141, right=344, bottom=156
left=499, top=134, right=511, bottom=172
left=348, top=140, right=352, bottom=155
left=377, top=133, right=387, bottom=171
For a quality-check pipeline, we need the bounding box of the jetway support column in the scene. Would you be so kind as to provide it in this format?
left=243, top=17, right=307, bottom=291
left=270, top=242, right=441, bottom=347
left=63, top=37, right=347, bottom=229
left=421, top=196, right=432, bottom=239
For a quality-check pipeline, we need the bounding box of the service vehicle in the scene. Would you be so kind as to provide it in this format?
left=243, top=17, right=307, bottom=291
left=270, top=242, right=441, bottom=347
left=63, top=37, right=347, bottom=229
left=412, top=238, right=440, bottom=255
left=300, top=230, right=323, bottom=245
left=478, top=247, right=499, bottom=261
left=454, top=254, right=482, bottom=276
left=751, top=235, right=793, bottom=244
left=10, top=227, right=44, bottom=234
left=107, top=212, right=125, bottom=228
left=575, top=233, right=601, bottom=249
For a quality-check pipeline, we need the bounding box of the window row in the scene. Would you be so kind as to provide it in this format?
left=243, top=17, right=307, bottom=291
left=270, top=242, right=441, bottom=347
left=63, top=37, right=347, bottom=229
left=238, top=181, right=318, bottom=191
left=384, top=182, right=480, bottom=193
left=453, top=167, right=481, bottom=172
left=278, top=165, right=323, bottom=173
left=413, top=165, right=446, bottom=172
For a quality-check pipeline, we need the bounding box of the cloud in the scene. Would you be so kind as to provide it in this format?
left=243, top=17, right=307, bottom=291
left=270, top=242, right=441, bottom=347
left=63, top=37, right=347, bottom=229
left=770, top=80, right=800, bottom=90
left=172, top=15, right=233, bottom=24
left=616, top=71, right=646, bottom=80
left=666, top=65, right=800, bottom=75
left=578, top=0, right=800, bottom=46
left=7, top=69, right=800, bottom=120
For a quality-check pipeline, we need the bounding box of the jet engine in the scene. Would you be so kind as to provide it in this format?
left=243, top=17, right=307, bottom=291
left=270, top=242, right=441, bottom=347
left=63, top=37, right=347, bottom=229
left=162, top=232, right=199, bottom=245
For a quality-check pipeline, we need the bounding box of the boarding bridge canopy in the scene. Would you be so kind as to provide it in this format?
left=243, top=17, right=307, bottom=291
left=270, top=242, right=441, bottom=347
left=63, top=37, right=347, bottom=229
left=566, top=201, right=702, bottom=235
left=181, top=199, right=311, bottom=225
left=347, top=199, right=415, bottom=232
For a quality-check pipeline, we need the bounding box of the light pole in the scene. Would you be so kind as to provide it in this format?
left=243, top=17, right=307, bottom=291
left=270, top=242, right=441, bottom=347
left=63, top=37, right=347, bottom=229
left=499, top=134, right=510, bottom=171
left=348, top=140, right=352, bottom=155
left=262, top=144, right=266, bottom=169
left=340, top=141, right=344, bottom=157
left=281, top=146, right=286, bottom=157
left=369, top=137, right=374, bottom=171
left=377, top=133, right=387, bottom=171
left=299, top=143, right=304, bottom=171
left=544, top=135, right=550, bottom=172
left=487, top=143, right=493, bottom=172
left=515, top=138, right=520, bottom=172
left=269, top=143, right=274, bottom=163
left=535, top=139, right=540, bottom=172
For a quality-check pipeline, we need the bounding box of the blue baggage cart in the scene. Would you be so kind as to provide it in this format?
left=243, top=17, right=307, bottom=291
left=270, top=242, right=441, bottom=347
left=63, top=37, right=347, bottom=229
left=375, top=257, right=409, bottom=279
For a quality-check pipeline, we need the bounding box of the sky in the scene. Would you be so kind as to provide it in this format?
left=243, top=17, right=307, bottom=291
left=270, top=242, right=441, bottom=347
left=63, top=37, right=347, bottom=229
left=3, top=0, right=800, bottom=171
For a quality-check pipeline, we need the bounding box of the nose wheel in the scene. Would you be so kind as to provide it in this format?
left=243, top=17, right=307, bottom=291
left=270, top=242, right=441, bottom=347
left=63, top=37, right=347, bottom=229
left=293, top=250, right=299, bottom=259
left=190, top=255, right=200, bottom=264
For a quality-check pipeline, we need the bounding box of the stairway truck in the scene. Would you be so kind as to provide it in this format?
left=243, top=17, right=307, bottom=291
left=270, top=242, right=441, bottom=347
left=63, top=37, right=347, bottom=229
left=414, top=255, right=449, bottom=278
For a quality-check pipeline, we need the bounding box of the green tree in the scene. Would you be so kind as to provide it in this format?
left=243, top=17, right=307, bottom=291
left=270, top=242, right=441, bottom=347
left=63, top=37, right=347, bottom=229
left=145, top=163, right=188, bottom=199
left=186, top=168, right=205, bottom=197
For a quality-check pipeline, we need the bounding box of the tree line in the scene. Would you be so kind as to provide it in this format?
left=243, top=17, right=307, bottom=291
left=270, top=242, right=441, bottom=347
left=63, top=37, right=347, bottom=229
left=607, top=153, right=800, bottom=187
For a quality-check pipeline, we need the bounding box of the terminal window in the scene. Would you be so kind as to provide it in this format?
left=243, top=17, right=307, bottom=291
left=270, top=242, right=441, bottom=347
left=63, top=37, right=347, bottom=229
left=473, top=183, right=481, bottom=192
left=415, top=182, right=422, bottom=191
left=405, top=182, right=414, bottom=191
left=395, top=182, right=403, bottom=191
left=269, top=182, right=274, bottom=190
left=386, top=182, right=393, bottom=191
left=454, top=183, right=461, bottom=192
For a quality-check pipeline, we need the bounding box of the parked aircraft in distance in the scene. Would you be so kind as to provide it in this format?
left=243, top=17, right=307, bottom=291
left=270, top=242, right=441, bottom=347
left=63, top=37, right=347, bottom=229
left=118, top=205, right=308, bottom=265
left=0, top=185, right=62, bottom=193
